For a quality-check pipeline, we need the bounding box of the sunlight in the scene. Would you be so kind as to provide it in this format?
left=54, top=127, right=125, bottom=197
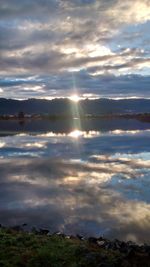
left=69, top=94, right=80, bottom=102
left=0, top=141, right=5, bottom=148
left=69, top=130, right=83, bottom=138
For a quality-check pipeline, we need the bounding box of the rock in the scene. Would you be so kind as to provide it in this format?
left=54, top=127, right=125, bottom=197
left=88, top=237, right=98, bottom=244
left=105, top=242, right=113, bottom=250
left=76, top=234, right=84, bottom=240
left=53, top=232, right=65, bottom=238
left=55, top=231, right=61, bottom=235
left=39, top=228, right=49, bottom=235
left=97, top=240, right=105, bottom=246
left=119, top=242, right=130, bottom=253
left=126, top=241, right=136, bottom=247
left=114, top=239, right=122, bottom=249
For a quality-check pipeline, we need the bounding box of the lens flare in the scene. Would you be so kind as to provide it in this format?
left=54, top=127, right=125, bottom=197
left=69, top=94, right=80, bottom=102
left=69, top=130, right=83, bottom=138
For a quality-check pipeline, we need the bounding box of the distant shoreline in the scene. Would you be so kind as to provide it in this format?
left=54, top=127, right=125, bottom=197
left=0, top=113, right=150, bottom=123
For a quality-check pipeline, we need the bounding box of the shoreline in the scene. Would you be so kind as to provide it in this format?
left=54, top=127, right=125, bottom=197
left=0, top=225, right=150, bottom=266
left=0, top=113, right=150, bottom=123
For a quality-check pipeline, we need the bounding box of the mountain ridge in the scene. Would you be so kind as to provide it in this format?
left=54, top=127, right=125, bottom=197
left=0, top=98, right=150, bottom=115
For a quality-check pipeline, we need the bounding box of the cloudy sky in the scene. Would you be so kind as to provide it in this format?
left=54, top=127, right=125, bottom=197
left=0, top=0, right=150, bottom=99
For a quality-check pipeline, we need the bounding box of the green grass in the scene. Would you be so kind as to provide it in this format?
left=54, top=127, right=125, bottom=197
left=0, top=228, right=119, bottom=267
left=0, top=228, right=149, bottom=267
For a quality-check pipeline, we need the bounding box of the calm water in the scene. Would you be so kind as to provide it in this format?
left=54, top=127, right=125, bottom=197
left=0, top=118, right=150, bottom=244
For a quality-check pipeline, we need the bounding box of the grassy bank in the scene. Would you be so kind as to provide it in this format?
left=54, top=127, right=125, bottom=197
left=0, top=227, right=150, bottom=267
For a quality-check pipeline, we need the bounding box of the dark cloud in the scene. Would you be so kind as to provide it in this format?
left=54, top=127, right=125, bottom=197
left=0, top=73, right=150, bottom=99
left=0, top=0, right=59, bottom=19
left=0, top=0, right=149, bottom=98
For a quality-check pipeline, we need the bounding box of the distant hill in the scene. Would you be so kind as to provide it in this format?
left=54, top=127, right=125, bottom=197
left=0, top=98, right=150, bottom=115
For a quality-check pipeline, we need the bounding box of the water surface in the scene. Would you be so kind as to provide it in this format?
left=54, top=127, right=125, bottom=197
left=0, top=119, right=150, bottom=244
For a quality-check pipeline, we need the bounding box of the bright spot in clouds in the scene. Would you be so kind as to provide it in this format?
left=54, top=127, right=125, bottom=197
left=69, top=130, right=83, bottom=138
left=69, top=95, right=80, bottom=102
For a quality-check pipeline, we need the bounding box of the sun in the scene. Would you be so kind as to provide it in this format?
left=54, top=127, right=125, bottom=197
left=69, top=130, right=82, bottom=138
left=69, top=94, right=80, bottom=102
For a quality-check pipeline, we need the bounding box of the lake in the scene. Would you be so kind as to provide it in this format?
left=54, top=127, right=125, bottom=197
left=0, top=118, right=150, bottom=244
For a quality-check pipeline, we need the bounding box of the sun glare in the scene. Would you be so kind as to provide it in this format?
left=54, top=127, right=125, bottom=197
left=69, top=130, right=82, bottom=138
left=69, top=94, right=80, bottom=102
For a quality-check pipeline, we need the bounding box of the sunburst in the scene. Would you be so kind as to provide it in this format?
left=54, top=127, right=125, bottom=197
left=69, top=94, right=80, bottom=102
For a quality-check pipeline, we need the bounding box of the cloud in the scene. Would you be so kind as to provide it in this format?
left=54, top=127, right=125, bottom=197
left=0, top=73, right=150, bottom=99
left=0, top=0, right=59, bottom=19
left=0, top=157, right=150, bottom=242
left=0, top=0, right=149, bottom=98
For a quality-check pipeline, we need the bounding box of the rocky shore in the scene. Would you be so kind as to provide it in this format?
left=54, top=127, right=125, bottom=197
left=0, top=225, right=150, bottom=266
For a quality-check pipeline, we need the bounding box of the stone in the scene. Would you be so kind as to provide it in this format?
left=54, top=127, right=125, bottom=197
left=39, top=228, right=49, bottom=235
left=97, top=240, right=105, bottom=246
left=88, top=237, right=98, bottom=244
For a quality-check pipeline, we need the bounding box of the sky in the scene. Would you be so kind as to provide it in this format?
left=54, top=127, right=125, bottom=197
left=0, top=0, right=150, bottom=99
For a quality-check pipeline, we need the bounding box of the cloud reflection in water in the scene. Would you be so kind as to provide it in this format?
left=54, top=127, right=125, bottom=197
left=0, top=153, right=150, bottom=243
left=1, top=129, right=150, bottom=158
left=0, top=126, right=150, bottom=243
